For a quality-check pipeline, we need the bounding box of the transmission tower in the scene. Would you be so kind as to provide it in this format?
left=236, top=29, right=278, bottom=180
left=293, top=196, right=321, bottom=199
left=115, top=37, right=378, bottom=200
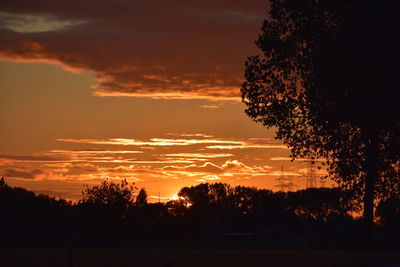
left=274, top=166, right=296, bottom=192
left=305, top=160, right=318, bottom=189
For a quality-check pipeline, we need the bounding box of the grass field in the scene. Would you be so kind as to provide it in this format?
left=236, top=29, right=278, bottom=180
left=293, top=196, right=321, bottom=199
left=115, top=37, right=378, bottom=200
left=1, top=248, right=399, bottom=267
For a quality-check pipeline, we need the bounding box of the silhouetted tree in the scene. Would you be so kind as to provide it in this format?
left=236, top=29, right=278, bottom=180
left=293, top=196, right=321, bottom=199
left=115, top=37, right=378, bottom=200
left=230, top=185, right=259, bottom=215
left=178, top=183, right=236, bottom=233
left=0, top=177, right=71, bottom=247
left=288, top=188, right=359, bottom=223
left=80, top=178, right=136, bottom=222
left=241, top=0, right=400, bottom=240
left=82, top=178, right=135, bottom=205
left=178, top=183, right=212, bottom=211
left=178, top=183, right=300, bottom=231
left=165, top=199, right=188, bottom=217
left=136, top=188, right=148, bottom=208
left=0, top=176, right=5, bottom=187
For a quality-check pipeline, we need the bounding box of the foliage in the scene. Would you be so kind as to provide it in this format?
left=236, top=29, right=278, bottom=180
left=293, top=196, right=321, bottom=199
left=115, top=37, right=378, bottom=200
left=136, top=188, right=148, bottom=208
left=288, top=188, right=360, bottom=223
left=241, top=0, right=400, bottom=225
left=165, top=199, right=188, bottom=217
left=178, top=183, right=353, bottom=227
left=0, top=177, right=71, bottom=247
left=80, top=178, right=136, bottom=222
left=82, top=178, right=135, bottom=206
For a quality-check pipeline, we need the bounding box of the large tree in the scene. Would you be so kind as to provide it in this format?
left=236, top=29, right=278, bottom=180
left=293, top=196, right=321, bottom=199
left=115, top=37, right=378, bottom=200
left=241, top=0, right=399, bottom=239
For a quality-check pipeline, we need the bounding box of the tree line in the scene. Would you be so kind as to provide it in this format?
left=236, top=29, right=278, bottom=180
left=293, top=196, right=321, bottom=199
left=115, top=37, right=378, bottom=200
left=0, top=177, right=398, bottom=249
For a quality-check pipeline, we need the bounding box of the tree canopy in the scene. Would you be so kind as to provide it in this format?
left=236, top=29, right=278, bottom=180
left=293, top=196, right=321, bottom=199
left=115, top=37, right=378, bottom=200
left=82, top=178, right=135, bottom=207
left=80, top=178, right=136, bottom=222
left=241, top=0, right=399, bottom=228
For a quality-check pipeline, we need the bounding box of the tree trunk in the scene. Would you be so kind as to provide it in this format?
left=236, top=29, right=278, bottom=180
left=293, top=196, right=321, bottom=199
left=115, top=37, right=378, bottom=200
left=363, top=134, right=378, bottom=249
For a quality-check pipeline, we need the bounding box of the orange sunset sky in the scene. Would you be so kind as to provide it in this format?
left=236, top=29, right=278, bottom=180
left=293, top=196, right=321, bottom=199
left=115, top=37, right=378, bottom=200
left=0, top=0, right=329, bottom=201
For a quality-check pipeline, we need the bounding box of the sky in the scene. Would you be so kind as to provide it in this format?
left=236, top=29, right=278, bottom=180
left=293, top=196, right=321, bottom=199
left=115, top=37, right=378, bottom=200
left=0, top=0, right=329, bottom=201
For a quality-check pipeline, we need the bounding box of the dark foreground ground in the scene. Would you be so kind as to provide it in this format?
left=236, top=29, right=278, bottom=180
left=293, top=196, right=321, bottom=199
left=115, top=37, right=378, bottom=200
left=1, top=248, right=399, bottom=267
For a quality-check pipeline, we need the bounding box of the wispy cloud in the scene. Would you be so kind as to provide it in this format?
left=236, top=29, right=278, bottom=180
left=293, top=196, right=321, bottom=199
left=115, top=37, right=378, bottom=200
left=0, top=11, right=85, bottom=33
left=164, top=153, right=233, bottom=159
left=270, top=157, right=293, bottom=161
left=168, top=133, right=215, bottom=138
left=57, top=137, right=288, bottom=151
left=50, top=149, right=143, bottom=155
left=0, top=168, right=44, bottom=179
left=199, top=104, right=221, bottom=109
left=57, top=137, right=243, bottom=147
left=196, top=174, right=221, bottom=182
left=207, top=144, right=288, bottom=150
left=0, top=154, right=70, bottom=162
left=0, top=132, right=322, bottom=201
left=270, top=157, right=326, bottom=162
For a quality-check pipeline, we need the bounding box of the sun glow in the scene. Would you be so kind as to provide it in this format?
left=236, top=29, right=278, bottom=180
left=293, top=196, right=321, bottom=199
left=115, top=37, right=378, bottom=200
left=170, top=194, right=182, bottom=201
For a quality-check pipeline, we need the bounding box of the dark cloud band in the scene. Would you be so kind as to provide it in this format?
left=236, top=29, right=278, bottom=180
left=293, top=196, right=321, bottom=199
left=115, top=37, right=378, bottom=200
left=0, top=0, right=268, bottom=99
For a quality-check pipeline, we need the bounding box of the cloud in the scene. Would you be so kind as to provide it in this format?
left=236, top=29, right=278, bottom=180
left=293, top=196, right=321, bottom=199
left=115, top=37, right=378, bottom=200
left=185, top=162, right=225, bottom=174
left=199, top=104, right=221, bottom=109
left=0, top=11, right=85, bottom=33
left=0, top=134, right=294, bottom=185
left=0, top=154, right=69, bottom=162
left=56, top=137, right=243, bottom=147
left=161, top=159, right=269, bottom=177
left=60, top=164, right=98, bottom=175
left=196, top=175, right=221, bottom=182
left=162, top=162, right=224, bottom=174
left=0, top=131, right=309, bottom=201
left=164, top=153, right=233, bottom=159
left=0, top=151, right=143, bottom=164
left=270, top=157, right=293, bottom=161
left=168, top=133, right=215, bottom=138
left=1, top=168, right=43, bottom=179
left=50, top=149, right=143, bottom=155
left=222, top=159, right=249, bottom=170
left=0, top=0, right=268, bottom=100
left=267, top=170, right=302, bottom=177
left=56, top=137, right=288, bottom=151
left=270, top=157, right=326, bottom=162
left=206, top=144, right=288, bottom=150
